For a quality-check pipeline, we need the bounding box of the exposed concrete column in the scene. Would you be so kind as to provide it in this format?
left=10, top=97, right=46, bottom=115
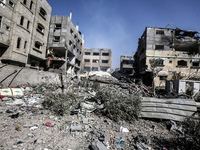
left=64, top=48, right=68, bottom=83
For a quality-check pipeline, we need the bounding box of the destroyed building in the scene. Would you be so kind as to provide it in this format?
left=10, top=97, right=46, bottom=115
left=0, top=0, right=51, bottom=68
left=47, top=14, right=84, bottom=75
left=120, top=55, right=134, bottom=75
left=134, top=27, right=200, bottom=89
left=81, top=48, right=112, bottom=72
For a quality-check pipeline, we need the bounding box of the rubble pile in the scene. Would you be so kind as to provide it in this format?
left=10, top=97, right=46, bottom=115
left=0, top=73, right=200, bottom=150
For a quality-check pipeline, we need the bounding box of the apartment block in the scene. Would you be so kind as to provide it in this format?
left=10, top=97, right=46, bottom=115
left=120, top=55, right=134, bottom=75
left=134, top=27, right=200, bottom=89
left=0, top=0, right=51, bottom=67
left=47, top=15, right=83, bottom=75
left=82, top=48, right=112, bottom=72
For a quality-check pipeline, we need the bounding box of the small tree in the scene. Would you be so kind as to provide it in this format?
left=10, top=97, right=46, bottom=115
left=149, top=58, right=163, bottom=96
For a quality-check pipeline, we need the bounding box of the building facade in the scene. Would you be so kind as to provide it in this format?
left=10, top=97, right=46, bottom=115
left=82, top=48, right=112, bottom=72
left=47, top=15, right=83, bottom=75
left=134, top=27, right=200, bottom=88
left=0, top=0, right=51, bottom=67
left=120, top=55, right=134, bottom=75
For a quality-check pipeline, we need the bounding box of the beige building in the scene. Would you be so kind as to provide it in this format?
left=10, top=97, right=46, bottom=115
left=0, top=0, right=51, bottom=67
left=134, top=27, right=200, bottom=89
left=82, top=48, right=112, bottom=72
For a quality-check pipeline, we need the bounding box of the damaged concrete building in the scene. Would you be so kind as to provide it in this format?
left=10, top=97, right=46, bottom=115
left=47, top=14, right=84, bottom=75
left=134, top=27, right=200, bottom=89
left=81, top=48, right=112, bottom=72
left=120, top=55, right=134, bottom=76
left=0, top=0, right=51, bottom=68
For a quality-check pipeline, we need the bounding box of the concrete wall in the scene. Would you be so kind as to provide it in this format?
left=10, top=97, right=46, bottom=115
left=0, top=63, right=61, bottom=87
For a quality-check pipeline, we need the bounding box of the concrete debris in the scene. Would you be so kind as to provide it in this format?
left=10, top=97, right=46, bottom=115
left=0, top=70, right=199, bottom=149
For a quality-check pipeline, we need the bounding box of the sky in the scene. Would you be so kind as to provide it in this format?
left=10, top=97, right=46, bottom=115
left=46, top=0, right=200, bottom=69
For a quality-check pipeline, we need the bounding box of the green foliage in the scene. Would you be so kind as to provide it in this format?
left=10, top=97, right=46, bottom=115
left=42, top=93, right=76, bottom=116
left=95, top=87, right=142, bottom=122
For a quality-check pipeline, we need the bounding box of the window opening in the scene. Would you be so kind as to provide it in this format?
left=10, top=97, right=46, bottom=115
left=55, top=24, right=61, bottom=29
left=53, top=36, right=60, bottom=42
left=20, top=16, right=24, bottom=26
left=102, top=53, right=109, bottom=56
left=30, top=1, right=33, bottom=10
left=69, top=40, right=72, bottom=45
left=177, top=60, right=187, bottom=66
left=93, top=59, right=99, bottom=63
left=84, top=59, right=90, bottom=62
left=39, top=7, right=46, bottom=19
left=17, top=37, right=21, bottom=48
left=27, top=21, right=30, bottom=30
left=102, top=60, right=108, bottom=63
left=85, top=52, right=90, bottom=55
left=156, top=30, right=164, bottom=35
left=93, top=52, right=99, bottom=56
left=24, top=41, right=27, bottom=49
left=23, top=0, right=27, bottom=5
left=35, top=41, right=42, bottom=50
left=9, top=1, right=14, bottom=7
left=155, top=45, right=164, bottom=50
left=37, top=23, right=44, bottom=34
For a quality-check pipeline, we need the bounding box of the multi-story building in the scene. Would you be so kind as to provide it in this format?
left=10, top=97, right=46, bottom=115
left=0, top=0, right=51, bottom=67
left=120, top=55, right=134, bottom=75
left=82, top=48, right=112, bottom=72
left=134, top=27, right=200, bottom=89
left=47, top=14, right=83, bottom=75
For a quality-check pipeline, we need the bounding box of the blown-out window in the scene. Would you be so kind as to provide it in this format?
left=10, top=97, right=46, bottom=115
left=34, top=41, right=42, bottom=50
left=39, top=7, right=47, bottom=20
left=37, top=23, right=45, bottom=35
left=177, top=60, right=187, bottom=66
left=53, top=36, right=60, bottom=42
left=155, top=45, right=164, bottom=50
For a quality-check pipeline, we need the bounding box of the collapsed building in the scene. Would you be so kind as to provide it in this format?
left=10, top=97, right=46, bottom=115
left=134, top=27, right=200, bottom=89
left=47, top=14, right=84, bottom=75
left=0, top=0, right=51, bottom=68
left=81, top=48, right=112, bottom=72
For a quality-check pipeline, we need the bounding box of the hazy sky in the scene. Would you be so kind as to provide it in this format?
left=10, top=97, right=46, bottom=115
left=46, top=0, right=200, bottom=69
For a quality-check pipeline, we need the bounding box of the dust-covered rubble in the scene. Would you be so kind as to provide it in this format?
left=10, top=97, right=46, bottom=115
left=0, top=74, right=200, bottom=150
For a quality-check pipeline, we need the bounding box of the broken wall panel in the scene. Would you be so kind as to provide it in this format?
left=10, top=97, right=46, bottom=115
left=141, top=97, right=197, bottom=121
